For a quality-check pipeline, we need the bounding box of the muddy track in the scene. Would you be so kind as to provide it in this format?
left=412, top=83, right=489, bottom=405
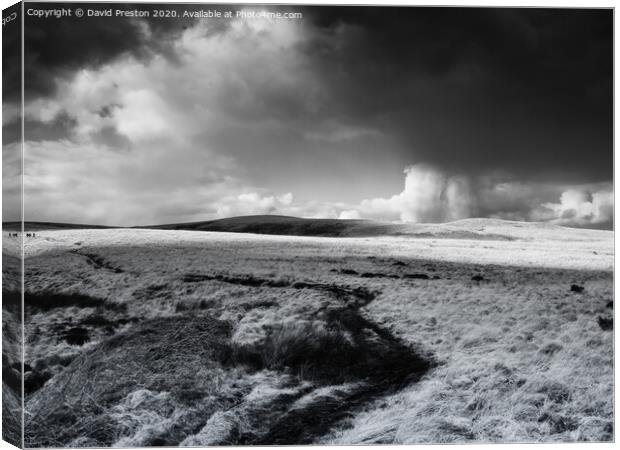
left=24, top=291, right=127, bottom=313
left=202, top=273, right=432, bottom=445
left=183, top=272, right=378, bottom=307
left=239, top=315, right=430, bottom=445
left=70, top=250, right=124, bottom=273
left=249, top=376, right=420, bottom=445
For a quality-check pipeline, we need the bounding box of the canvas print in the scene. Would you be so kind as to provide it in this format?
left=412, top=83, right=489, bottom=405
left=2, top=1, right=614, bottom=447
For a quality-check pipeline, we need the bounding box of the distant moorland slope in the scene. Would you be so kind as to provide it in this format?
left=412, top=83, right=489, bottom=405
left=145, top=215, right=611, bottom=241
left=144, top=215, right=402, bottom=237
left=2, top=221, right=113, bottom=232
left=4, top=215, right=612, bottom=241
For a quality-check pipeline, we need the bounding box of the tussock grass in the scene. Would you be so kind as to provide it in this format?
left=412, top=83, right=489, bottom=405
left=2, top=382, right=22, bottom=447
left=3, top=252, right=23, bottom=434
left=231, top=319, right=359, bottom=380
left=221, top=306, right=432, bottom=444
left=2, top=298, right=23, bottom=446
left=2, top=255, right=22, bottom=293
left=2, top=303, right=22, bottom=393
left=25, top=315, right=239, bottom=447
left=25, top=301, right=431, bottom=447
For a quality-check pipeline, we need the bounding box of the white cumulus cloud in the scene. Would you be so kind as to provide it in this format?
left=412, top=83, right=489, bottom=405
left=353, top=164, right=473, bottom=223
left=215, top=192, right=294, bottom=218
left=531, top=188, right=613, bottom=227
left=338, top=209, right=361, bottom=220
left=337, top=164, right=613, bottom=229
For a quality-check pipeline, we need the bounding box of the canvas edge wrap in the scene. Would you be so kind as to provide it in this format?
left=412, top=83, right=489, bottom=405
left=2, top=1, right=24, bottom=448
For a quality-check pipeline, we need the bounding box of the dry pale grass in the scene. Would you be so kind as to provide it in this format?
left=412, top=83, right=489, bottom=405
left=12, top=224, right=613, bottom=445
left=324, top=268, right=613, bottom=444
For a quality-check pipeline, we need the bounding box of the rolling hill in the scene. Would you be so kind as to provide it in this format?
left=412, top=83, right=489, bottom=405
left=144, top=215, right=607, bottom=241
left=143, top=215, right=402, bottom=237
left=2, top=221, right=114, bottom=232
left=5, top=215, right=611, bottom=242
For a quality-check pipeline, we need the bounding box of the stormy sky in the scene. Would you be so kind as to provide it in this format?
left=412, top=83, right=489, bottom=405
left=3, top=3, right=613, bottom=228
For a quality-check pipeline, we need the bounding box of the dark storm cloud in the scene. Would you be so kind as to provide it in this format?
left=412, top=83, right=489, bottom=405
left=91, top=126, right=132, bottom=151
left=21, top=5, right=612, bottom=183
left=24, top=4, right=144, bottom=99
left=300, top=7, right=612, bottom=182
left=2, top=3, right=22, bottom=101
left=22, top=2, right=223, bottom=100
left=16, top=4, right=612, bottom=228
left=3, top=113, right=77, bottom=145
left=2, top=119, right=20, bottom=147
left=2, top=3, right=23, bottom=222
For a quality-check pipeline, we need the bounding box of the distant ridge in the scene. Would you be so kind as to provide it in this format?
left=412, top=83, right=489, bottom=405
left=3, top=221, right=115, bottom=231
left=142, top=215, right=612, bottom=241
left=143, top=215, right=524, bottom=240
left=6, top=216, right=610, bottom=241
left=142, top=215, right=401, bottom=237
